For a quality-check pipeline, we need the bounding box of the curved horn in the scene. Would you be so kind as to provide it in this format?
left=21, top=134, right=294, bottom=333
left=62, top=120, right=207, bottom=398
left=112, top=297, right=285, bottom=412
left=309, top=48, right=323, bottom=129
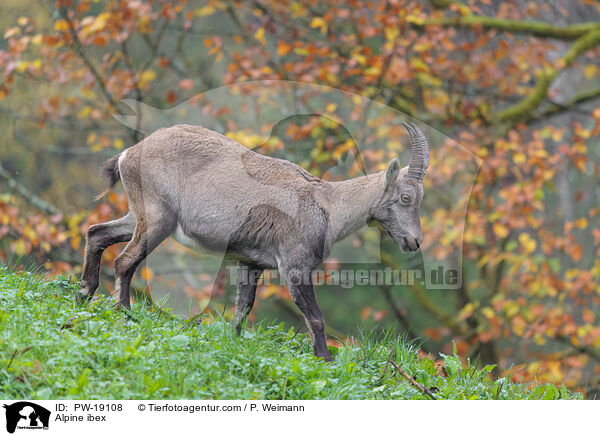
left=401, top=121, right=430, bottom=181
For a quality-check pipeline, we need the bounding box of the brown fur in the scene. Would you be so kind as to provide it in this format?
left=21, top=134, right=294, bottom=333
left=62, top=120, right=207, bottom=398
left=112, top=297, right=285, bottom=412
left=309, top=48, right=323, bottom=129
left=94, top=154, right=121, bottom=200
left=78, top=123, right=429, bottom=362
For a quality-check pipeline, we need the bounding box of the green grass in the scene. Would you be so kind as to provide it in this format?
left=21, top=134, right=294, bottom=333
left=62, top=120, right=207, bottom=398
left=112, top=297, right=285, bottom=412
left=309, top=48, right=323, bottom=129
left=0, top=266, right=581, bottom=399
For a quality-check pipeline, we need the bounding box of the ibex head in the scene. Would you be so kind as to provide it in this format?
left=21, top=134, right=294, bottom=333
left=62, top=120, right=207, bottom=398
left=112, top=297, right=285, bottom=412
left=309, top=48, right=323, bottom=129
left=370, top=122, right=430, bottom=252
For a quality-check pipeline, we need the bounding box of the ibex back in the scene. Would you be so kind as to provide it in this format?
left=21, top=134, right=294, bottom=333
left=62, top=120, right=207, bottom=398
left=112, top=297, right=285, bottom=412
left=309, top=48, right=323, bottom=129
left=78, top=122, right=430, bottom=361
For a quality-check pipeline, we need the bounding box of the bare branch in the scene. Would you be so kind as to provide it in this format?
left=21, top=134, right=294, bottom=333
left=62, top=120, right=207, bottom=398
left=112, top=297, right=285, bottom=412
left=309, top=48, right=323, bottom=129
left=0, top=164, right=61, bottom=216
left=390, top=358, right=437, bottom=399
left=57, top=7, right=118, bottom=109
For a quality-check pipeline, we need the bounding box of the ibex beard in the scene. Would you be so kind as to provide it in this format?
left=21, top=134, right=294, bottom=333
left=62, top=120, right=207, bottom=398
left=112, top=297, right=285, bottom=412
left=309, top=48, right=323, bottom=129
left=78, top=122, right=429, bottom=362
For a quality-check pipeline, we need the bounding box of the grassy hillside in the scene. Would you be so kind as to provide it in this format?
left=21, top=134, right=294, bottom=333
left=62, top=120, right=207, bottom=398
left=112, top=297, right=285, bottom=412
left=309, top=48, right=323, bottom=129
left=0, top=266, right=581, bottom=399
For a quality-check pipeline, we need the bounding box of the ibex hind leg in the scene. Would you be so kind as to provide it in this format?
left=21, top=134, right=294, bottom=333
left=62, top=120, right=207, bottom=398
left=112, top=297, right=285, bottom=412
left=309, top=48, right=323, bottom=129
left=78, top=212, right=136, bottom=304
left=234, top=263, right=263, bottom=335
left=113, top=216, right=173, bottom=309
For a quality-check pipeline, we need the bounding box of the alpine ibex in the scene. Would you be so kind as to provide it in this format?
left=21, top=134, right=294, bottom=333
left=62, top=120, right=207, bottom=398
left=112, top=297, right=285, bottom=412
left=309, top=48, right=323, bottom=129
left=78, top=122, right=429, bottom=361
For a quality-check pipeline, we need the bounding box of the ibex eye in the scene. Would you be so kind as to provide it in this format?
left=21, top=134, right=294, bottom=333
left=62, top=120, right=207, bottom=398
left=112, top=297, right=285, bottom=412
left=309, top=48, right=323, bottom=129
left=401, top=193, right=411, bottom=203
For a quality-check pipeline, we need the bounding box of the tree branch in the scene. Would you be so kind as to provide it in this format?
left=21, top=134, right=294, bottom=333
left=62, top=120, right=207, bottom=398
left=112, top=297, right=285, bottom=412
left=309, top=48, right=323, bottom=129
left=530, top=85, right=600, bottom=122
left=496, top=30, right=600, bottom=123
left=390, top=358, right=437, bottom=399
left=379, top=284, right=421, bottom=342
left=378, top=251, right=470, bottom=337
left=416, top=16, right=600, bottom=40
left=556, top=335, right=600, bottom=363
left=429, top=0, right=453, bottom=9
left=0, top=164, right=61, bottom=216
left=57, top=7, right=118, bottom=109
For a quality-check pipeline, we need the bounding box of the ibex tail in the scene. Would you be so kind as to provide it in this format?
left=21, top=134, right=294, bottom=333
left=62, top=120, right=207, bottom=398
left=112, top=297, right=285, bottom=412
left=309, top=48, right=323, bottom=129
left=95, top=154, right=122, bottom=201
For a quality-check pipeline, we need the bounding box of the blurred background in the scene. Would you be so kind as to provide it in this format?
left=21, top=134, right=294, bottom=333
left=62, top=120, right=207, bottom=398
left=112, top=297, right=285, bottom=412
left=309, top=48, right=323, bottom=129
left=0, top=0, right=598, bottom=395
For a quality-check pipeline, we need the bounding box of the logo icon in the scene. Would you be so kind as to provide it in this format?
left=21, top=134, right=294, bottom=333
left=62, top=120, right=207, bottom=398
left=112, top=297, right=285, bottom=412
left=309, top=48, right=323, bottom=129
left=3, top=402, right=50, bottom=434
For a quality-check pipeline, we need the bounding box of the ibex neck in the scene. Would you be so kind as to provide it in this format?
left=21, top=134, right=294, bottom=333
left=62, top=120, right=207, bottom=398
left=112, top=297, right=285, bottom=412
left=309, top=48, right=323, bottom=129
left=326, top=172, right=384, bottom=243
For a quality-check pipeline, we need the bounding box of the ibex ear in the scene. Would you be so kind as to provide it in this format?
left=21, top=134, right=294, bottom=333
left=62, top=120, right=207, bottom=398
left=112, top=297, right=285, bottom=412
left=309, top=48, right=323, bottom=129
left=383, top=158, right=400, bottom=191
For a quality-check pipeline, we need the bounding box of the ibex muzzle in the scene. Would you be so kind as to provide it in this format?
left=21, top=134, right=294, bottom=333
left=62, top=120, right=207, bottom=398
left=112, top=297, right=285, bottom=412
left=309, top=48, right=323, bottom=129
left=78, top=122, right=430, bottom=361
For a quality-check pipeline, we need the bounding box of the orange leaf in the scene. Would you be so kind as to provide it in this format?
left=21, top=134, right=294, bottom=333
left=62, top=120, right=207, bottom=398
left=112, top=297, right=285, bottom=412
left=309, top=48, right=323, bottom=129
left=166, top=90, right=177, bottom=104
left=277, top=40, right=292, bottom=56
left=360, top=306, right=371, bottom=320
left=140, top=266, right=154, bottom=282
left=93, top=35, right=108, bottom=46
left=582, top=309, right=595, bottom=324
left=178, top=79, right=195, bottom=91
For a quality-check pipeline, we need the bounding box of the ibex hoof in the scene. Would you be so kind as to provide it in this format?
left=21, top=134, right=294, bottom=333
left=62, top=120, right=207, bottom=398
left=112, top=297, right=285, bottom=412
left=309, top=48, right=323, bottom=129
left=316, top=352, right=334, bottom=363
left=115, top=301, right=131, bottom=311
left=76, top=289, right=92, bottom=305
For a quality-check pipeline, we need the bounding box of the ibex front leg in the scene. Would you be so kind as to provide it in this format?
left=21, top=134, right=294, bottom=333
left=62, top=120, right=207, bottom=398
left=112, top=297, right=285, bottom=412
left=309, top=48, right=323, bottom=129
left=78, top=212, right=136, bottom=304
left=286, top=268, right=332, bottom=362
left=234, top=263, right=263, bottom=335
